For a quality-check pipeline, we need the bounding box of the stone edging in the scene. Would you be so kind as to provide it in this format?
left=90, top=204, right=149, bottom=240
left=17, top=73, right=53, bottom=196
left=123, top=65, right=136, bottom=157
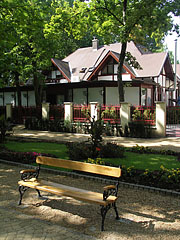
left=1, top=158, right=180, bottom=198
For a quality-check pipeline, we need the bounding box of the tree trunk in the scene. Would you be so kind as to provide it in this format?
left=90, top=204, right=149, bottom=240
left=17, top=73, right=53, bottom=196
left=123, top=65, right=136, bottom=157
left=117, top=0, right=128, bottom=103
left=117, top=41, right=127, bottom=103
left=33, top=72, right=43, bottom=106
left=14, top=71, right=22, bottom=107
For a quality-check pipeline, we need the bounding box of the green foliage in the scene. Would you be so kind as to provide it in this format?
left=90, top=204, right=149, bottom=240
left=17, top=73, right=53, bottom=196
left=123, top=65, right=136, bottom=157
left=100, top=143, right=124, bottom=158
left=128, top=121, right=152, bottom=138
left=101, top=106, right=117, bottom=120
left=0, top=115, right=13, bottom=142
left=166, top=107, right=180, bottom=124
left=66, top=142, right=93, bottom=160
left=132, top=108, right=155, bottom=122
left=121, top=165, right=180, bottom=191
left=85, top=157, right=105, bottom=165
left=90, top=0, right=178, bottom=102
left=4, top=141, right=67, bottom=159
left=88, top=117, right=104, bottom=153
left=0, top=0, right=56, bottom=105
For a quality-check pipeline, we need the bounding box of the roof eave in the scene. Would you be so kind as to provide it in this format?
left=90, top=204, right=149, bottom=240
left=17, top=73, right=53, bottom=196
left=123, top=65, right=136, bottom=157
left=51, top=58, right=71, bottom=83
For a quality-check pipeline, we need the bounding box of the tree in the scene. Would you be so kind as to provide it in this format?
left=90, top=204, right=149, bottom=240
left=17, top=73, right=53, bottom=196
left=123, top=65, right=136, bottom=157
left=0, top=0, right=55, bottom=106
left=44, top=0, right=105, bottom=59
left=90, top=0, right=179, bottom=102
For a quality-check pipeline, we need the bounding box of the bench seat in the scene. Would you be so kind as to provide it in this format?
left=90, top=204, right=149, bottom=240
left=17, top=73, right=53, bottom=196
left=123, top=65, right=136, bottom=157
left=18, top=179, right=118, bottom=206
left=18, top=156, right=121, bottom=231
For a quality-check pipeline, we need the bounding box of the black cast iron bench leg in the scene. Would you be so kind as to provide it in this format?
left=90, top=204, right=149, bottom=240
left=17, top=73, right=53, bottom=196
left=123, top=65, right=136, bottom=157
left=18, top=186, right=42, bottom=205
left=101, top=205, right=111, bottom=231
left=18, top=185, right=28, bottom=205
left=113, top=202, right=120, bottom=220
left=101, top=202, right=119, bottom=231
left=36, top=189, right=42, bottom=198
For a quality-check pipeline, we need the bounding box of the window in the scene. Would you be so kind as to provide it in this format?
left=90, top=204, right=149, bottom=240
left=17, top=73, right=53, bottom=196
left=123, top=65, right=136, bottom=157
left=101, top=58, right=115, bottom=75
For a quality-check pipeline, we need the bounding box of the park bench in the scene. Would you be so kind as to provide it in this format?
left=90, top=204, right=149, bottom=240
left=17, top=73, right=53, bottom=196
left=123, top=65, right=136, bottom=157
left=18, top=156, right=121, bottom=231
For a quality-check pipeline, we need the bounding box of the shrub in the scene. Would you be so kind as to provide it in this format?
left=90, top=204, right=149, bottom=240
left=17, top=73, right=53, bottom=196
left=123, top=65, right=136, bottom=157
left=0, top=148, right=56, bottom=164
left=0, top=115, right=13, bottom=142
left=66, top=142, right=93, bottom=160
left=128, top=121, right=152, bottom=138
left=85, top=158, right=105, bottom=165
left=100, top=143, right=124, bottom=158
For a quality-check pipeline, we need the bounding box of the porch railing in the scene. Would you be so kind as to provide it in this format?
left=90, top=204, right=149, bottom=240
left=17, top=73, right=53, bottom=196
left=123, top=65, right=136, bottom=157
left=49, top=105, right=64, bottom=121
left=166, top=106, right=180, bottom=125
left=100, top=105, right=121, bottom=124
left=73, top=104, right=90, bottom=122
left=0, top=106, right=6, bottom=117
left=12, top=106, right=42, bottom=124
left=130, top=105, right=156, bottom=125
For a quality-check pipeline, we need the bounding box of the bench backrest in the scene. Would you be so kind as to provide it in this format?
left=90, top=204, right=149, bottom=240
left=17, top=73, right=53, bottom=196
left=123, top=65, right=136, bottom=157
left=36, top=156, right=121, bottom=178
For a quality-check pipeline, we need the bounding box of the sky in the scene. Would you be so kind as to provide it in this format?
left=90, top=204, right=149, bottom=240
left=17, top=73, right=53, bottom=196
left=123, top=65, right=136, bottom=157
left=164, top=15, right=180, bottom=62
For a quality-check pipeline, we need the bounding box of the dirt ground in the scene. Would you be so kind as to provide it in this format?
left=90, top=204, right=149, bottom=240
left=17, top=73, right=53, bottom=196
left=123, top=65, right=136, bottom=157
left=1, top=162, right=180, bottom=240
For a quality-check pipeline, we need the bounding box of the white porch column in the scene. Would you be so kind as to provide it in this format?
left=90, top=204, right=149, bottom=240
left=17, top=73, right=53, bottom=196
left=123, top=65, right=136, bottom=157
left=6, top=103, right=12, bottom=119
left=42, top=103, right=50, bottom=120
left=155, top=101, right=166, bottom=137
left=64, top=102, right=73, bottom=121
left=90, top=102, right=99, bottom=121
left=120, top=102, right=130, bottom=129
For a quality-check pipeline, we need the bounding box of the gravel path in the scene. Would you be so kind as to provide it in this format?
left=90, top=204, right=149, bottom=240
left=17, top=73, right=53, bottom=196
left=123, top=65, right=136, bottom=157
left=1, top=162, right=180, bottom=240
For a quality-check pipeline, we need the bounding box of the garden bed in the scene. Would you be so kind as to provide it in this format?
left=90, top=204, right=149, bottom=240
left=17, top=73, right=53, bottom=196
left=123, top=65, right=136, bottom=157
left=1, top=143, right=180, bottom=192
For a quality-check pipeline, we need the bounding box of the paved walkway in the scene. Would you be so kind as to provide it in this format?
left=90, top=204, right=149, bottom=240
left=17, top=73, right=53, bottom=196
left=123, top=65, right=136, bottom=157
left=0, top=162, right=98, bottom=240
left=0, top=207, right=96, bottom=240
left=12, top=125, right=180, bottom=152
left=1, top=125, right=180, bottom=240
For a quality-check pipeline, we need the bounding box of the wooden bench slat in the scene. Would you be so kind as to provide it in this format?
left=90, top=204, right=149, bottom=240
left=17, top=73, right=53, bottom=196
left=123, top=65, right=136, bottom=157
left=18, top=179, right=117, bottom=206
left=36, top=156, right=121, bottom=178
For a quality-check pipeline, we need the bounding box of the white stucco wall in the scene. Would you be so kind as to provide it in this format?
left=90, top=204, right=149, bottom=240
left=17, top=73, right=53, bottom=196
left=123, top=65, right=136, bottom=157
left=88, top=87, right=103, bottom=104
left=106, top=87, right=139, bottom=105
left=73, top=88, right=87, bottom=104
left=28, top=91, right=36, bottom=106
left=106, top=87, right=119, bottom=105
left=0, top=91, right=36, bottom=106
left=124, top=87, right=139, bottom=105
left=98, top=76, right=113, bottom=81
left=21, top=92, right=28, bottom=106
left=0, top=94, right=3, bottom=106
left=4, top=92, right=16, bottom=106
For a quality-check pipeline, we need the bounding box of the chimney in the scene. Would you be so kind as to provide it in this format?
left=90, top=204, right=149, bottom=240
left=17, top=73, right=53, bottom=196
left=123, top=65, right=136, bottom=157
left=92, top=38, right=99, bottom=51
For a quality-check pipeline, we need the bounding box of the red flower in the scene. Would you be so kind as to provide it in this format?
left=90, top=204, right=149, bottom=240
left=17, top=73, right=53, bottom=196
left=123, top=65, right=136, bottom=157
left=96, top=147, right=101, bottom=151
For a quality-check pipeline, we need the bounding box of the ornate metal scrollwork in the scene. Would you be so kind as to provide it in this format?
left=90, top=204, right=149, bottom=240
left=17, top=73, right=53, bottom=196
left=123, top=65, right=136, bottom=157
left=20, top=165, right=40, bottom=181
left=21, top=171, right=38, bottom=180
left=18, top=185, right=29, bottom=205
left=101, top=204, right=111, bottom=231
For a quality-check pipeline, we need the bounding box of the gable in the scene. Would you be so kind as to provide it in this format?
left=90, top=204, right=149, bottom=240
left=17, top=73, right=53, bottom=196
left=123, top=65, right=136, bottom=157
left=51, top=58, right=71, bottom=82
left=87, top=51, right=136, bottom=81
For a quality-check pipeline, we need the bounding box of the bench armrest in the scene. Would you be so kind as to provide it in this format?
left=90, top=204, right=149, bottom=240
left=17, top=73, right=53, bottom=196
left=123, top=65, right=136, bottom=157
left=20, top=169, right=39, bottom=180
left=103, top=185, right=116, bottom=191
left=103, top=185, right=118, bottom=200
left=20, top=169, right=37, bottom=174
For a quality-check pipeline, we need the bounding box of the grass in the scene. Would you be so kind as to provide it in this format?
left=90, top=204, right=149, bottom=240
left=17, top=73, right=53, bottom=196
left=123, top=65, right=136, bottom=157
left=104, top=152, right=179, bottom=171
left=3, top=141, right=180, bottom=171
left=4, top=141, right=68, bottom=159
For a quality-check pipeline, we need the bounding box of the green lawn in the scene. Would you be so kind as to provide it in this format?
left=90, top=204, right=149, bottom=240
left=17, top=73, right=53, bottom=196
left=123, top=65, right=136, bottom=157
left=4, top=141, right=68, bottom=159
left=104, top=152, right=179, bottom=171
left=3, top=141, right=180, bottom=171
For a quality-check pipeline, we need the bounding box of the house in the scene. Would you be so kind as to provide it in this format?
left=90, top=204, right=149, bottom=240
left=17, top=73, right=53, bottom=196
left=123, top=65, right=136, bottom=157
left=0, top=39, right=177, bottom=107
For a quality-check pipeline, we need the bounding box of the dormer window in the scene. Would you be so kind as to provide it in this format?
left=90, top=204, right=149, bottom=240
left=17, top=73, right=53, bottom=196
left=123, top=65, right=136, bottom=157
left=80, top=68, right=87, bottom=73
left=88, top=67, right=95, bottom=72
left=101, top=58, right=116, bottom=75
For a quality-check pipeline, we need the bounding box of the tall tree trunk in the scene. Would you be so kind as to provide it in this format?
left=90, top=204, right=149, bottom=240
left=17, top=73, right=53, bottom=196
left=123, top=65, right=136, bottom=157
left=14, top=71, right=22, bottom=107
left=32, top=61, right=43, bottom=107
left=33, top=72, right=43, bottom=106
left=117, top=42, right=127, bottom=103
left=117, top=0, right=127, bottom=103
